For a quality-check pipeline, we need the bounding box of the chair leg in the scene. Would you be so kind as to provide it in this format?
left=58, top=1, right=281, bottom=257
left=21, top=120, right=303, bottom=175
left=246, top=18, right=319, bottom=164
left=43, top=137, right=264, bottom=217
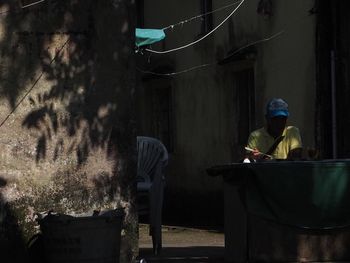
left=150, top=223, right=162, bottom=255
left=149, top=184, right=164, bottom=256
left=152, top=230, right=162, bottom=255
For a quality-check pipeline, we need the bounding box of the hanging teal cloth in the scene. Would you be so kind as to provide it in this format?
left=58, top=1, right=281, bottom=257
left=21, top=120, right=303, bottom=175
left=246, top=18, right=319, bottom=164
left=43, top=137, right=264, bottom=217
left=135, top=28, right=166, bottom=47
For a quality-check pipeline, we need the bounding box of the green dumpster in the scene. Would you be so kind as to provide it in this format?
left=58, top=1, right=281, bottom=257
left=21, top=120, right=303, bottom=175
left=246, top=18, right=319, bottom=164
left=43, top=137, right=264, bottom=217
left=242, top=160, right=350, bottom=229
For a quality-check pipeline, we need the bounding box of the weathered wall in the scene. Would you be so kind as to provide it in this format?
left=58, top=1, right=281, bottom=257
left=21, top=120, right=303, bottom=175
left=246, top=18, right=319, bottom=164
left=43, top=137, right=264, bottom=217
left=215, top=0, right=316, bottom=147
left=139, top=0, right=316, bottom=224
left=0, top=1, right=137, bottom=262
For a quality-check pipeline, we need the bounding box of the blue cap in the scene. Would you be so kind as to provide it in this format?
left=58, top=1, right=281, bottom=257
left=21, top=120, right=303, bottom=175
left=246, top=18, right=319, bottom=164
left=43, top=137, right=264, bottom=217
left=266, top=98, right=289, bottom=118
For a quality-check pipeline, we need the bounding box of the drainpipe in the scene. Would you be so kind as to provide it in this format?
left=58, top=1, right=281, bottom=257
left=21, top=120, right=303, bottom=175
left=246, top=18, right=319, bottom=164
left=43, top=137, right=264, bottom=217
left=330, top=0, right=337, bottom=159
left=331, top=50, right=337, bottom=159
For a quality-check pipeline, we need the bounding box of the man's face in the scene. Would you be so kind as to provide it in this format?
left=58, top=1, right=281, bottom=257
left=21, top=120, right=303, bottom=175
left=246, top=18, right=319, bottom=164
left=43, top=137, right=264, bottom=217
left=267, top=116, right=287, bottom=137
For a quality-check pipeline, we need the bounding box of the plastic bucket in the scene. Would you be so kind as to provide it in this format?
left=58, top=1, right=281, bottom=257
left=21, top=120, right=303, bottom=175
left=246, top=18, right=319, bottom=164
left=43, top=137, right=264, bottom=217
left=38, top=209, right=124, bottom=263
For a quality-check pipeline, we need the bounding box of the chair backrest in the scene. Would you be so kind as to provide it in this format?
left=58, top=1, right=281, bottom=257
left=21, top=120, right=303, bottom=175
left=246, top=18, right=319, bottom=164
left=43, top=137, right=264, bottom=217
left=137, top=136, right=168, bottom=183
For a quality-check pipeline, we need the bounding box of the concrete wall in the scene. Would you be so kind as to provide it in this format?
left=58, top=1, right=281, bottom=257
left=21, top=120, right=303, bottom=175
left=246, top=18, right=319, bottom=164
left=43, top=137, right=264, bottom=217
left=139, top=0, right=316, bottom=224
left=0, top=1, right=137, bottom=261
left=210, top=0, right=316, bottom=148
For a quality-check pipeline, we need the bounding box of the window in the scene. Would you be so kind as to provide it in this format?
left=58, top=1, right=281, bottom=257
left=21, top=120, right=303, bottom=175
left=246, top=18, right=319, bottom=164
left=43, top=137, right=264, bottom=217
left=234, top=68, right=255, bottom=146
left=151, top=86, right=174, bottom=153
left=137, top=78, right=175, bottom=153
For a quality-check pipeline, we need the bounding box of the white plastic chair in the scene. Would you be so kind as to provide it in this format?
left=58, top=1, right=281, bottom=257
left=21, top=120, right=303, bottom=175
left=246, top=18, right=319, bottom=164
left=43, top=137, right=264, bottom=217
left=137, top=136, right=168, bottom=255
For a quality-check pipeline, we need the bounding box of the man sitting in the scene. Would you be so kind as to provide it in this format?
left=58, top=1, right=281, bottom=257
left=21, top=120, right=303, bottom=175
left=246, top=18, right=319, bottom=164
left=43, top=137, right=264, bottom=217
left=246, top=98, right=302, bottom=160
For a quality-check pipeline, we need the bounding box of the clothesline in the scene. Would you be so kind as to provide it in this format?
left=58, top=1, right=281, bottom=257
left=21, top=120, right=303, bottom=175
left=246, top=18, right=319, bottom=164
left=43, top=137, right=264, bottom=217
left=144, top=0, right=245, bottom=55
left=162, top=0, right=241, bottom=31
left=137, top=30, right=284, bottom=76
left=136, top=0, right=243, bottom=49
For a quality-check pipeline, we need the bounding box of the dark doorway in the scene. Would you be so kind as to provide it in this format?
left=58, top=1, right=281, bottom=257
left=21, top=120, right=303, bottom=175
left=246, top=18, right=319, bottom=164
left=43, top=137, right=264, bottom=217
left=230, top=67, right=255, bottom=161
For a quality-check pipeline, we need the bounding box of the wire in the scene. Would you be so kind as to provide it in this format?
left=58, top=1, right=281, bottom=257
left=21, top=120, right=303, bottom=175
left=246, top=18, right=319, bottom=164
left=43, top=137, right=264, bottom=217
left=144, top=0, right=246, bottom=55
left=138, top=30, right=284, bottom=76
left=162, top=1, right=241, bottom=31
left=137, top=63, right=212, bottom=77
left=0, top=0, right=46, bottom=15
left=0, top=37, right=70, bottom=129
left=21, top=0, right=45, bottom=9
left=221, top=30, right=284, bottom=62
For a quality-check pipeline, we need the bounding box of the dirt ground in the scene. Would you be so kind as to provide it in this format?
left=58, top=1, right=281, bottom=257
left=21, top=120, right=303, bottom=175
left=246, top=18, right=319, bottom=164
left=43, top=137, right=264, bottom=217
left=138, top=224, right=225, bottom=263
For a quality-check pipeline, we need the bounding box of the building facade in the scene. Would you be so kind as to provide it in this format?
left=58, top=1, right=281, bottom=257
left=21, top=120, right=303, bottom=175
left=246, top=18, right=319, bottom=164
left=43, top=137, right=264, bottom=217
left=137, top=0, right=318, bottom=224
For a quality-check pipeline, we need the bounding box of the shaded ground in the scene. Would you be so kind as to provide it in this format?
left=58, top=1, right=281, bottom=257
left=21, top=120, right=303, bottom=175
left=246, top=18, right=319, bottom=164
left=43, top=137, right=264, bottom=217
left=138, top=224, right=225, bottom=263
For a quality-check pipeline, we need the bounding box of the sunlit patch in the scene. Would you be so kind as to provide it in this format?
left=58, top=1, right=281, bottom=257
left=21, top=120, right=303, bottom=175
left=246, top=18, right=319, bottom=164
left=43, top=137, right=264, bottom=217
left=77, top=86, right=85, bottom=95
left=97, top=106, right=109, bottom=119
left=0, top=16, right=5, bottom=42
left=113, top=51, right=119, bottom=60
left=97, top=104, right=115, bottom=119
left=121, top=22, right=129, bottom=33
left=64, top=12, right=73, bottom=25
left=0, top=31, right=4, bottom=43
left=0, top=4, right=9, bottom=16
left=112, top=0, right=122, bottom=9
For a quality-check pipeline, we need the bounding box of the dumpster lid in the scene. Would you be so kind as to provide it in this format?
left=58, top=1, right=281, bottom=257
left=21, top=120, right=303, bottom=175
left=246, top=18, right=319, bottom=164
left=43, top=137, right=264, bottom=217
left=37, top=208, right=125, bottom=223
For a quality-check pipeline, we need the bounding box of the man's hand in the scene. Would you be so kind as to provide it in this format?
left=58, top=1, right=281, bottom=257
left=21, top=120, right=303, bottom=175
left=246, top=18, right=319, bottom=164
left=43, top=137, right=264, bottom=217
left=245, top=147, right=273, bottom=160
left=251, top=148, right=262, bottom=159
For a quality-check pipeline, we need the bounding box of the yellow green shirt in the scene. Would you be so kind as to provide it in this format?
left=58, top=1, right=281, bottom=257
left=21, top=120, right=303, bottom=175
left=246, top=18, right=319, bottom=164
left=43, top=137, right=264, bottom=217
left=247, top=126, right=302, bottom=159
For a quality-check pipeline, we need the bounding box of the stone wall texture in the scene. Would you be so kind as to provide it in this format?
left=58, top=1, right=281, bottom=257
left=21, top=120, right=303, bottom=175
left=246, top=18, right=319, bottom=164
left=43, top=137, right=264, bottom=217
left=0, top=1, right=137, bottom=262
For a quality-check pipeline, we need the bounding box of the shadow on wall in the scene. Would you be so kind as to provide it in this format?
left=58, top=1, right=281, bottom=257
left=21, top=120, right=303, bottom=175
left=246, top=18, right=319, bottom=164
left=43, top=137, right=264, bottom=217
left=0, top=0, right=135, bottom=166
left=0, top=0, right=136, bottom=261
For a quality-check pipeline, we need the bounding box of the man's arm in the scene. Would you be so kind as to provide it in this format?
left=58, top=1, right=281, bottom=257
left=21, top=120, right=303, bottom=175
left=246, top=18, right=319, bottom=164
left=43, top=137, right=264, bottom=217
left=287, top=127, right=303, bottom=160
left=287, top=147, right=302, bottom=159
